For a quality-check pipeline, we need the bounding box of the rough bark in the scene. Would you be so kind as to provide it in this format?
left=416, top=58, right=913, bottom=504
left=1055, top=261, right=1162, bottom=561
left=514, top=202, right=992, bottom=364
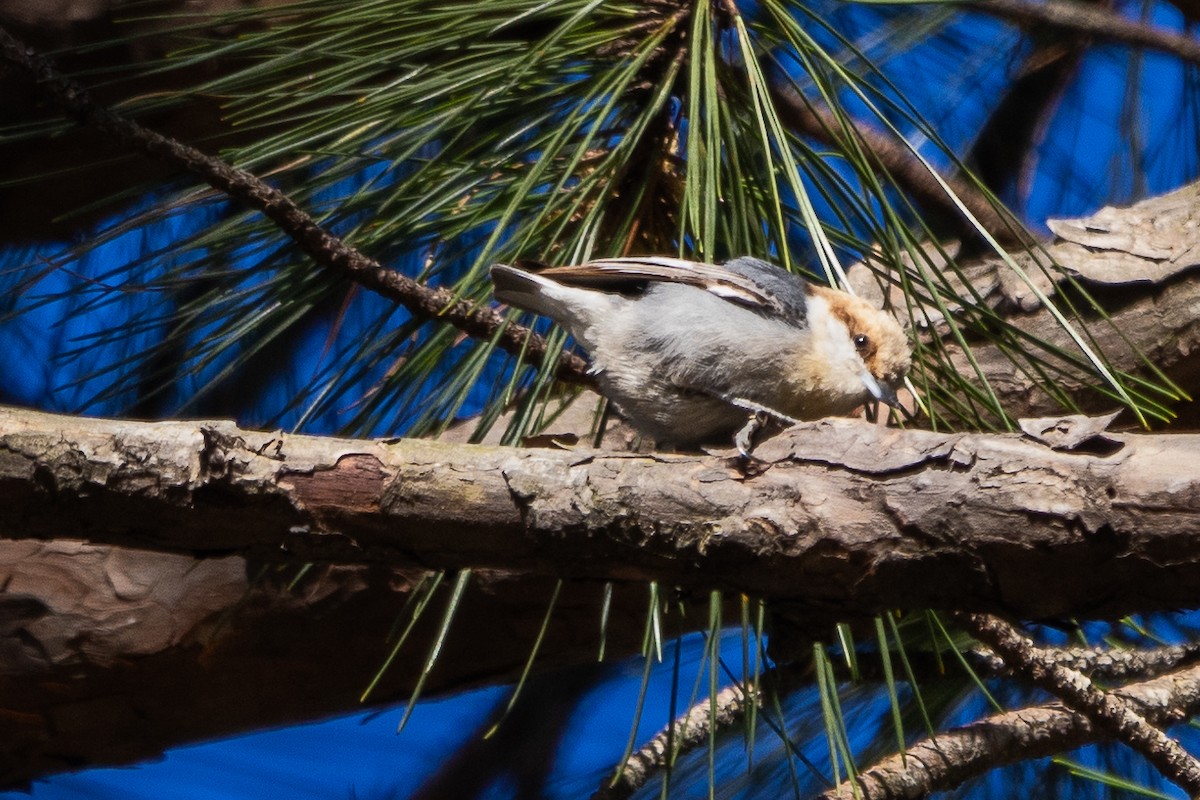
left=3, top=405, right=1200, bottom=623
left=6, top=5, right=1200, bottom=791
left=944, top=273, right=1200, bottom=423
left=592, top=681, right=753, bottom=800
left=0, top=538, right=697, bottom=788
left=956, top=612, right=1200, bottom=796
left=849, top=181, right=1200, bottom=423
left=3, top=176, right=1200, bottom=783
left=591, top=637, right=1200, bottom=800
left=819, top=661, right=1200, bottom=800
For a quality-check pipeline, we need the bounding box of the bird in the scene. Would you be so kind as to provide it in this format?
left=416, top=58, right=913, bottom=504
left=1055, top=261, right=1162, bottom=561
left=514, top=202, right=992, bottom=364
left=490, top=255, right=911, bottom=454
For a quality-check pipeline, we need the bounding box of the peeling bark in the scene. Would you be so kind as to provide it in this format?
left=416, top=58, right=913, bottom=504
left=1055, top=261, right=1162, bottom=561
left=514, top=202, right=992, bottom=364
left=849, top=183, right=1200, bottom=422
left=0, top=538, right=690, bottom=787
left=2, top=407, right=1200, bottom=623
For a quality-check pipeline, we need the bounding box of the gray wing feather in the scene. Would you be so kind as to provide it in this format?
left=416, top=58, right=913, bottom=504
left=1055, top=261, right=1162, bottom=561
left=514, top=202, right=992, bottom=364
left=537, top=256, right=809, bottom=323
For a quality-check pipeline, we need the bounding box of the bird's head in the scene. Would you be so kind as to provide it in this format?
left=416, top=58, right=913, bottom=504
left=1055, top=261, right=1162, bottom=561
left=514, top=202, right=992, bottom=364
left=807, top=285, right=912, bottom=411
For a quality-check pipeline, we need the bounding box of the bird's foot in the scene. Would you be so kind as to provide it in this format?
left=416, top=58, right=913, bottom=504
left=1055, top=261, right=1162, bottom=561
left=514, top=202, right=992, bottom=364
left=734, top=411, right=770, bottom=460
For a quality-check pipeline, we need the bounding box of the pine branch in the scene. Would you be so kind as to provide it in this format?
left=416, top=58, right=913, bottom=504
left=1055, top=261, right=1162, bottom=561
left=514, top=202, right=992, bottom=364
left=592, top=681, right=755, bottom=800
left=1025, top=641, right=1200, bottom=682
left=842, top=641, right=1200, bottom=685
left=768, top=81, right=1028, bottom=246
left=590, top=636, right=1200, bottom=799
left=0, top=23, right=592, bottom=387
left=956, top=612, right=1200, bottom=796
left=818, top=658, right=1200, bottom=800
left=9, top=407, right=1200, bottom=636
left=965, top=0, right=1200, bottom=65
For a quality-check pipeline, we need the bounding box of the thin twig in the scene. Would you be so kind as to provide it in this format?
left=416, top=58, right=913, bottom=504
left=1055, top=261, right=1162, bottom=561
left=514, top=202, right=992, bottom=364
left=591, top=681, right=755, bottom=800
left=957, top=612, right=1200, bottom=797
left=964, top=0, right=1200, bottom=66
left=0, top=24, right=592, bottom=387
left=1023, top=641, right=1200, bottom=682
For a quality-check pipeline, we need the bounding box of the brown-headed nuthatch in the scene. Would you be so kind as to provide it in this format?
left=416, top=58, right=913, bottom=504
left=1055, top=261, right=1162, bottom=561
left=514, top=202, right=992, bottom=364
left=491, top=256, right=911, bottom=454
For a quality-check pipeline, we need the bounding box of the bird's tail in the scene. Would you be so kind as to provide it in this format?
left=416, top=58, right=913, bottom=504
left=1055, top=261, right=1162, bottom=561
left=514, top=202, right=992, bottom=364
left=490, top=264, right=615, bottom=335
left=489, top=264, right=566, bottom=320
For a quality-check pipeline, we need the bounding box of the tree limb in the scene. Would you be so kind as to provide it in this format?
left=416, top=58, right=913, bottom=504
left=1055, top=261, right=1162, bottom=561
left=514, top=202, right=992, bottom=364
left=849, top=180, right=1200, bottom=422
left=957, top=612, right=1200, bottom=796
left=4, top=406, right=1200, bottom=623
left=964, top=0, right=1200, bottom=66
left=0, top=538, right=717, bottom=788
left=768, top=82, right=1028, bottom=247
left=0, top=23, right=592, bottom=386
left=819, top=658, right=1200, bottom=800
left=591, top=635, right=1200, bottom=799
left=592, top=681, right=755, bottom=800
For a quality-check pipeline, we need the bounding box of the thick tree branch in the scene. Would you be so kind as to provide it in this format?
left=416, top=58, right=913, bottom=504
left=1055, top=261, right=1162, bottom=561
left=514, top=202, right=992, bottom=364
left=4, top=406, right=1200, bottom=623
left=964, top=0, right=1200, bottom=66
left=0, top=24, right=591, bottom=386
left=850, top=181, right=1200, bottom=421
left=957, top=612, right=1200, bottom=795
left=819, top=659, right=1200, bottom=800
left=0, top=538, right=722, bottom=788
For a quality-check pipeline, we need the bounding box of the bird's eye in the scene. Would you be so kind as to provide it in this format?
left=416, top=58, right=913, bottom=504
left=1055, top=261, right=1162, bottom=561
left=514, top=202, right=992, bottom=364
left=853, top=333, right=870, bottom=351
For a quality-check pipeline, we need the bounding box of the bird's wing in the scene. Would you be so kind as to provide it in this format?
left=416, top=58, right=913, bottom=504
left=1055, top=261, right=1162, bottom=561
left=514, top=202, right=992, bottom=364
left=537, top=256, right=807, bottom=319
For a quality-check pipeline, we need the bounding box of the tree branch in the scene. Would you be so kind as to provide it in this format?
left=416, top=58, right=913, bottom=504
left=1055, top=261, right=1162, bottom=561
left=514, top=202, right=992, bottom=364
left=591, top=634, right=1200, bottom=799
left=4, top=406, right=1200, bottom=623
left=0, top=23, right=592, bottom=386
left=850, top=181, right=1200, bottom=422
left=592, top=681, right=754, bottom=800
left=768, top=82, right=1028, bottom=246
left=968, top=641, right=1200, bottom=684
left=964, top=0, right=1200, bottom=66
left=958, top=612, right=1200, bottom=796
left=0, top=534, right=728, bottom=788
left=819, top=659, right=1200, bottom=799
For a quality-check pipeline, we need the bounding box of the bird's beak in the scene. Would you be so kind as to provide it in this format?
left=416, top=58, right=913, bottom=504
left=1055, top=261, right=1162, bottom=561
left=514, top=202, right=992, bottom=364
left=861, top=372, right=901, bottom=409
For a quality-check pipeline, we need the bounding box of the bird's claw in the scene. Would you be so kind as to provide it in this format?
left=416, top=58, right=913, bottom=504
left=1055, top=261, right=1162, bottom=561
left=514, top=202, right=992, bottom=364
left=735, top=411, right=770, bottom=459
